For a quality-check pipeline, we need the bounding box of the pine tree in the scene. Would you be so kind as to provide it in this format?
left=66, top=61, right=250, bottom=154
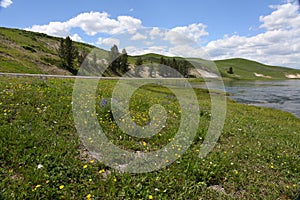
left=135, top=57, right=143, bottom=77
left=120, top=49, right=129, bottom=74
left=108, top=44, right=120, bottom=73
left=227, top=67, right=234, bottom=74
left=58, top=36, right=78, bottom=74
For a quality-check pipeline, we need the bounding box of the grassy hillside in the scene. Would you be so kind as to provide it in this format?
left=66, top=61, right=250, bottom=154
left=1, top=27, right=300, bottom=79
left=0, top=27, right=104, bottom=75
left=131, top=54, right=300, bottom=80
left=215, top=58, right=300, bottom=80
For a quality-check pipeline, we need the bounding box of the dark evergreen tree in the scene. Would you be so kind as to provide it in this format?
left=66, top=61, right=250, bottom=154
left=58, top=36, right=78, bottom=74
left=58, top=38, right=65, bottom=60
left=227, top=67, right=234, bottom=74
left=135, top=57, right=143, bottom=77
left=120, top=49, right=129, bottom=74
left=108, top=44, right=120, bottom=73
left=135, top=56, right=143, bottom=66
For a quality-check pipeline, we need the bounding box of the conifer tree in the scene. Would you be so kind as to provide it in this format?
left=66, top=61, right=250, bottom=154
left=58, top=36, right=78, bottom=74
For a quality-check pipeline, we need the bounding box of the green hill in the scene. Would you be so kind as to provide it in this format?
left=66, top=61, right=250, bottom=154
left=0, top=27, right=104, bottom=75
left=1, top=27, right=300, bottom=79
left=214, top=58, right=300, bottom=80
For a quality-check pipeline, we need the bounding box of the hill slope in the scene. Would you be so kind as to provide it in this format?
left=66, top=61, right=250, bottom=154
left=0, top=27, right=103, bottom=75
left=1, top=27, right=300, bottom=79
left=214, top=58, right=300, bottom=80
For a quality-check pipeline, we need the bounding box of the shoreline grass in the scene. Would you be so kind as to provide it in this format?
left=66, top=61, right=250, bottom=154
left=0, top=76, right=299, bottom=199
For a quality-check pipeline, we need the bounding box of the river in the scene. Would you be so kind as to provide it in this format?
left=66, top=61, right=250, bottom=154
left=224, top=80, right=300, bottom=118
left=192, top=79, right=300, bottom=118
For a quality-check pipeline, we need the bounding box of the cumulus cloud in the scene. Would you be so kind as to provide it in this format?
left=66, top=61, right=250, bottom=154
left=131, top=33, right=147, bottom=41
left=27, top=11, right=142, bottom=37
left=28, top=21, right=70, bottom=37
left=25, top=2, right=300, bottom=68
left=169, top=45, right=210, bottom=59
left=163, top=23, right=208, bottom=46
left=70, top=33, right=83, bottom=43
left=97, top=37, right=120, bottom=47
left=170, top=23, right=208, bottom=43
left=125, top=45, right=170, bottom=56
left=149, top=27, right=164, bottom=40
left=0, top=0, right=13, bottom=8
left=259, top=3, right=300, bottom=31
left=205, top=2, right=300, bottom=68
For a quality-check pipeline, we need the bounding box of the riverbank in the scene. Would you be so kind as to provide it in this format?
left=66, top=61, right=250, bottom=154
left=224, top=79, right=300, bottom=119
left=0, top=76, right=299, bottom=199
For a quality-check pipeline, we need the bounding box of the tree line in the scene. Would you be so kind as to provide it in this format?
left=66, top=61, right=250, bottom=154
left=57, top=37, right=129, bottom=75
left=57, top=37, right=191, bottom=77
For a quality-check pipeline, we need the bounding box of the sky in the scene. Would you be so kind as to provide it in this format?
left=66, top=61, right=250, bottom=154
left=0, top=0, right=300, bottom=69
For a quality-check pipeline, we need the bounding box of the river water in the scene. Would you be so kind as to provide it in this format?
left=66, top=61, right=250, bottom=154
left=224, top=80, right=300, bottom=118
left=192, top=80, right=300, bottom=118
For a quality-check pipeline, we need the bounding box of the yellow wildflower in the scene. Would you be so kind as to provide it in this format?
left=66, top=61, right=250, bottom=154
left=83, top=164, right=88, bottom=169
left=32, top=184, right=42, bottom=191
left=149, top=195, right=153, bottom=199
left=59, top=185, right=64, bottom=190
left=143, top=141, right=147, bottom=147
left=86, top=194, right=92, bottom=200
left=99, top=169, right=105, bottom=174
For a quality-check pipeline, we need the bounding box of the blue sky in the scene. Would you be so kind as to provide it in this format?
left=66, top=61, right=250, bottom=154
left=1, top=0, right=300, bottom=68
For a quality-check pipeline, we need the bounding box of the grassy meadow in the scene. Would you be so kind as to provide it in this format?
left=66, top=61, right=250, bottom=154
left=0, top=76, right=300, bottom=200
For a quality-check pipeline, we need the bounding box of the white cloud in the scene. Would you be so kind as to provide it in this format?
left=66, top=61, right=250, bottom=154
left=27, top=11, right=142, bottom=37
left=164, top=31, right=192, bottom=46
left=126, top=45, right=172, bottom=57
left=205, top=2, right=300, bottom=68
left=259, top=3, right=300, bottom=31
left=70, top=33, right=83, bottom=43
left=0, top=0, right=13, bottom=8
left=170, top=23, right=208, bottom=43
left=28, top=21, right=70, bottom=37
left=163, top=23, right=208, bottom=47
left=25, top=2, right=300, bottom=68
left=97, top=37, right=120, bottom=47
left=149, top=27, right=164, bottom=40
left=131, top=33, right=147, bottom=41
left=117, top=15, right=142, bottom=34
left=169, top=45, right=210, bottom=59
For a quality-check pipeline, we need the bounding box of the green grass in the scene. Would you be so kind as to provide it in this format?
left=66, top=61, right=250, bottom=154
left=214, top=58, right=300, bottom=80
left=0, top=27, right=103, bottom=75
left=0, top=76, right=299, bottom=199
left=2, top=27, right=300, bottom=80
